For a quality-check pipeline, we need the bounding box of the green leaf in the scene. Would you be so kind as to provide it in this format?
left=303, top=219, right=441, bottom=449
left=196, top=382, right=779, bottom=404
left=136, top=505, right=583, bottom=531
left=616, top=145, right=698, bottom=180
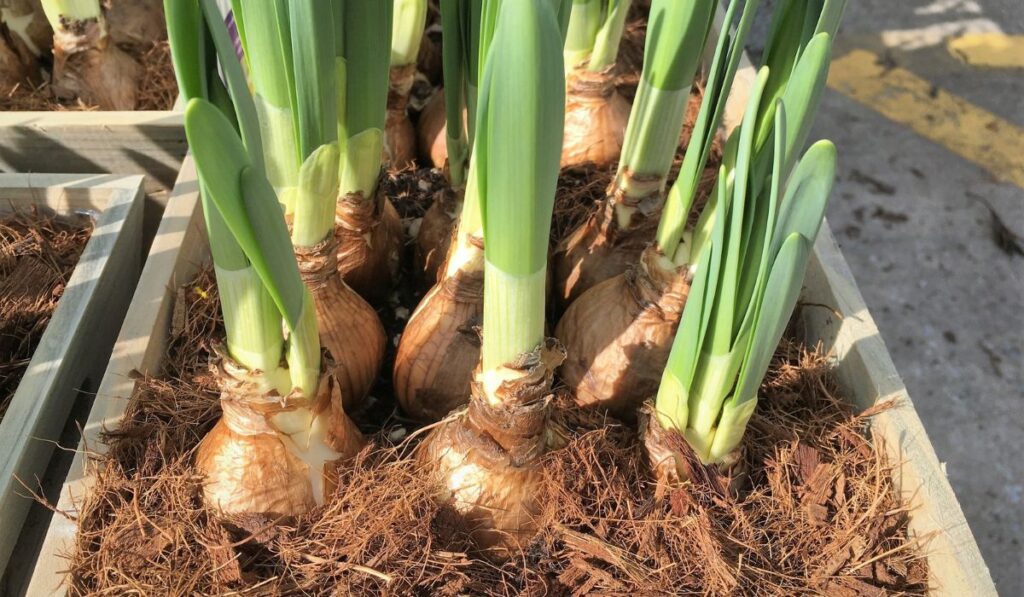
left=759, top=0, right=807, bottom=116
left=392, top=0, right=428, bottom=65
left=685, top=168, right=731, bottom=414
left=678, top=164, right=731, bottom=392
left=589, top=0, right=632, bottom=70
left=289, top=0, right=338, bottom=157
left=441, top=0, right=467, bottom=140
left=461, top=0, right=484, bottom=136
left=655, top=0, right=760, bottom=257
left=755, top=0, right=841, bottom=151
left=292, top=143, right=341, bottom=247
left=205, top=68, right=237, bottom=127
left=238, top=1, right=294, bottom=110
left=164, top=1, right=251, bottom=271
left=238, top=165, right=307, bottom=331
left=554, top=0, right=573, bottom=41
left=776, top=33, right=833, bottom=179
left=710, top=66, right=769, bottom=354
left=732, top=233, right=811, bottom=404
left=815, top=0, right=847, bottom=38
left=441, top=0, right=471, bottom=184
left=331, top=0, right=344, bottom=56
left=185, top=99, right=305, bottom=330
left=565, top=0, right=603, bottom=66
left=229, top=0, right=248, bottom=56
left=477, top=0, right=565, bottom=276
left=477, top=0, right=501, bottom=84
left=341, top=0, right=393, bottom=137
left=340, top=129, right=384, bottom=197
left=733, top=102, right=786, bottom=346
left=642, top=0, right=716, bottom=90
left=200, top=183, right=248, bottom=271
left=164, top=0, right=206, bottom=101
left=772, top=139, right=837, bottom=258
left=199, top=0, right=266, bottom=176
left=661, top=231, right=714, bottom=396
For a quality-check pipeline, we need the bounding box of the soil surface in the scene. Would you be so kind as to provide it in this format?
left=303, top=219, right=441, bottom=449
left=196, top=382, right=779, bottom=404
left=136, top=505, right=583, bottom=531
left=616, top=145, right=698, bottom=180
left=0, top=209, right=92, bottom=419
left=63, top=266, right=928, bottom=596
left=64, top=157, right=928, bottom=596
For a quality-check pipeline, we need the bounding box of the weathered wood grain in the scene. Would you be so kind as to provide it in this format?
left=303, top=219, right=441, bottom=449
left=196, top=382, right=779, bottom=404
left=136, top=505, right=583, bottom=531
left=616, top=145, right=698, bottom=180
left=24, top=157, right=206, bottom=596
left=0, top=174, right=145, bottom=583
left=802, top=226, right=996, bottom=596
left=0, top=113, right=185, bottom=193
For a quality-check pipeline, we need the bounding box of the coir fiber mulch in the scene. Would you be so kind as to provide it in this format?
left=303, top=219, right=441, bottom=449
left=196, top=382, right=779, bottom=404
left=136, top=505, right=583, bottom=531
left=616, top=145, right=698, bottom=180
left=60, top=270, right=928, bottom=595
left=0, top=208, right=92, bottom=419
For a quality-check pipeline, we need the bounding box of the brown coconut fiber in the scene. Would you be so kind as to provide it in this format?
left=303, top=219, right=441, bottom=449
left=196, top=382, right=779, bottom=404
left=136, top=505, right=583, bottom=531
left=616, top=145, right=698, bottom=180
left=58, top=270, right=928, bottom=596
left=0, top=209, right=91, bottom=420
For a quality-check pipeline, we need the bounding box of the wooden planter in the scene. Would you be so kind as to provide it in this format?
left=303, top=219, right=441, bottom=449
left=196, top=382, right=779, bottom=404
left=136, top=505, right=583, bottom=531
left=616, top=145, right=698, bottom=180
left=25, top=159, right=999, bottom=597
left=0, top=111, right=185, bottom=194
left=0, top=110, right=186, bottom=237
left=0, top=174, right=145, bottom=583
left=22, top=14, right=997, bottom=594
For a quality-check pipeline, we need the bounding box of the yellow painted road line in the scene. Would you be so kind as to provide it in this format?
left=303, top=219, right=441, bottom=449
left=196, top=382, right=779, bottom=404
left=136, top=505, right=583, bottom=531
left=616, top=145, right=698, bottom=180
left=827, top=49, right=1024, bottom=189
left=948, top=33, right=1024, bottom=69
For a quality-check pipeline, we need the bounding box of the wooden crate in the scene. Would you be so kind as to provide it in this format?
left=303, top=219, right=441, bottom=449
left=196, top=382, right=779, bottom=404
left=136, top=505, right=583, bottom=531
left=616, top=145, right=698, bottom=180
left=0, top=110, right=186, bottom=237
left=25, top=161, right=998, bottom=597
left=0, top=111, right=185, bottom=193
left=23, top=12, right=997, bottom=593
left=0, top=174, right=145, bottom=584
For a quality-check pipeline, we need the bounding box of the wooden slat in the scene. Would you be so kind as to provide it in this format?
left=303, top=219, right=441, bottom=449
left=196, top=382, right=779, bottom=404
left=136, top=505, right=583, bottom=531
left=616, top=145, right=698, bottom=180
left=0, top=112, right=186, bottom=192
left=802, top=226, right=996, bottom=596
left=0, top=175, right=146, bottom=579
left=0, top=111, right=187, bottom=241
left=25, top=156, right=206, bottom=597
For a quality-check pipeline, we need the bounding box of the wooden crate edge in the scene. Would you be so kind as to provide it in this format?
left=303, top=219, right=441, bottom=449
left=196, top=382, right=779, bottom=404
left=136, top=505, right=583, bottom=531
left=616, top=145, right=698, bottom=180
left=0, top=175, right=146, bottom=574
left=802, top=225, right=996, bottom=596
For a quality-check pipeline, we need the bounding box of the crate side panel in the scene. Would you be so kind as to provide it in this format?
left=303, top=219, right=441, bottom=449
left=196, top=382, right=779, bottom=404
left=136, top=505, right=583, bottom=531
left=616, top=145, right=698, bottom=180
left=0, top=180, right=145, bottom=575
left=25, top=157, right=206, bottom=596
left=802, top=225, right=996, bottom=596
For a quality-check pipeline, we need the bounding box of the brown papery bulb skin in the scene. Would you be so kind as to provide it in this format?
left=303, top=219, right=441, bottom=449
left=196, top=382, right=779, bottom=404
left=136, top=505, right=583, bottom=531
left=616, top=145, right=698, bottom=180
left=0, top=34, right=36, bottom=94
left=416, top=89, right=449, bottom=170
left=8, top=0, right=53, bottom=58
left=552, top=174, right=664, bottom=313
left=555, top=246, right=689, bottom=421
left=0, top=0, right=48, bottom=94
left=413, top=186, right=460, bottom=287
left=639, top=404, right=746, bottom=499
left=106, top=0, right=166, bottom=47
left=51, top=16, right=139, bottom=110
left=385, top=63, right=418, bottom=170
left=335, top=186, right=403, bottom=305
left=296, top=237, right=386, bottom=409
left=420, top=340, right=566, bottom=559
left=394, top=263, right=482, bottom=422
left=561, top=67, right=631, bottom=169
left=416, top=30, right=443, bottom=86
left=196, top=350, right=364, bottom=517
